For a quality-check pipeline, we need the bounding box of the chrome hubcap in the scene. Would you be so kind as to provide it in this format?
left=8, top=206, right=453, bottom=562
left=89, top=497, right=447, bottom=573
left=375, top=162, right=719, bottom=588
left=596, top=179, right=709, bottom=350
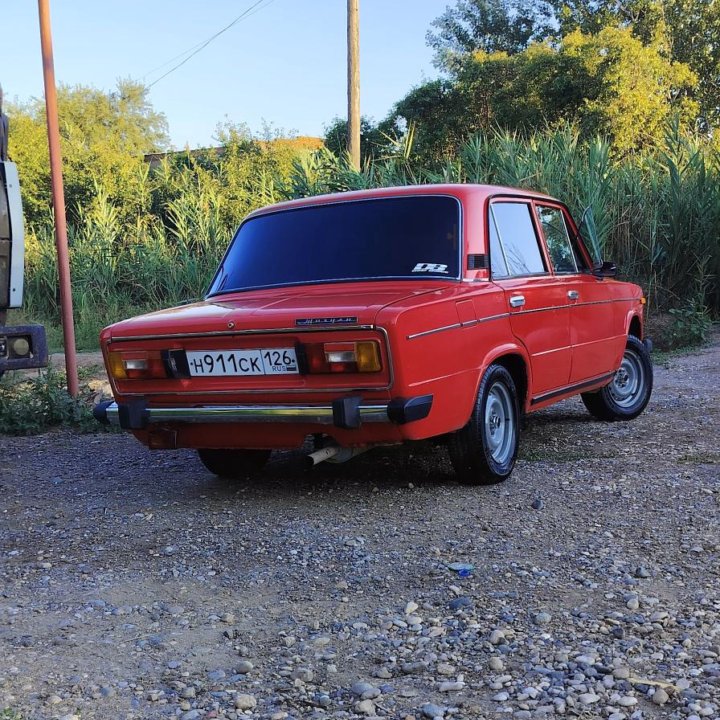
left=609, top=349, right=645, bottom=408
left=484, top=382, right=515, bottom=464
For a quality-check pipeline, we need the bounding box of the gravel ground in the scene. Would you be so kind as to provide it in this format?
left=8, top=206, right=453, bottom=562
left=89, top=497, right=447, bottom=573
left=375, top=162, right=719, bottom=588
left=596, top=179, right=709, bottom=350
left=1, top=338, right=718, bottom=720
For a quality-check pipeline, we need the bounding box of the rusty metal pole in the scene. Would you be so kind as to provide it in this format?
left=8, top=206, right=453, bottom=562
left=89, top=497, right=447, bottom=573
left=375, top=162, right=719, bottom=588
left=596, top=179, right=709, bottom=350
left=347, top=0, right=361, bottom=171
left=38, top=0, right=78, bottom=397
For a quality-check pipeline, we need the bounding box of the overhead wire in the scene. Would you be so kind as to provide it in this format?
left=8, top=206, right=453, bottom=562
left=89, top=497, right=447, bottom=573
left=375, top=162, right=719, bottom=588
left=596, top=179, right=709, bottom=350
left=145, top=0, right=276, bottom=88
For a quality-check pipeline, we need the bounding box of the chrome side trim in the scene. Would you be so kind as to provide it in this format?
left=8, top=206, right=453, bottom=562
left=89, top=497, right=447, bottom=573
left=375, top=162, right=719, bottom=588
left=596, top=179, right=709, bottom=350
left=105, top=402, right=389, bottom=426
left=407, top=312, right=509, bottom=340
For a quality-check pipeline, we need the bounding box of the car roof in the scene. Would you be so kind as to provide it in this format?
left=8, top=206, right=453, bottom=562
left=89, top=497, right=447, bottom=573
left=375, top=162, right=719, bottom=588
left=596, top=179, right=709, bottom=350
left=245, top=183, right=559, bottom=220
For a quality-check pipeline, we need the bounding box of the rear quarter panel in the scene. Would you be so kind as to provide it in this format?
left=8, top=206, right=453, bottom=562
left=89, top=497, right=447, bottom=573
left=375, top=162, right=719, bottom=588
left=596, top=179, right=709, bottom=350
left=379, top=283, right=528, bottom=439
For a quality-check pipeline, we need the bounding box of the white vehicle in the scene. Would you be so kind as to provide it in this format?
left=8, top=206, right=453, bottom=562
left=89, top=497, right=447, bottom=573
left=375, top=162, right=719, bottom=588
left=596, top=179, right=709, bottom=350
left=0, top=160, right=47, bottom=376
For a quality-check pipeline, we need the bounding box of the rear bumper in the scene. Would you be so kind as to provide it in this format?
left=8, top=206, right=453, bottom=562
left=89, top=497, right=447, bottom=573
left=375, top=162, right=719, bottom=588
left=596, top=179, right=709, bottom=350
left=94, top=394, right=433, bottom=431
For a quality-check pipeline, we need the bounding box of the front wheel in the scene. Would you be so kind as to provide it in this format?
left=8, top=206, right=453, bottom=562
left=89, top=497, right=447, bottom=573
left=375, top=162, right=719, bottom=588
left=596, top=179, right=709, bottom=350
left=197, top=449, right=271, bottom=478
left=581, top=335, right=653, bottom=421
left=448, top=364, right=520, bottom=485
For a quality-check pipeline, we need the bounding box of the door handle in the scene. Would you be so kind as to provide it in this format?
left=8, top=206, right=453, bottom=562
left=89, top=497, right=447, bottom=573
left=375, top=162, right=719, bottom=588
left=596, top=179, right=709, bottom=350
left=567, top=290, right=579, bottom=300
left=509, top=295, right=525, bottom=308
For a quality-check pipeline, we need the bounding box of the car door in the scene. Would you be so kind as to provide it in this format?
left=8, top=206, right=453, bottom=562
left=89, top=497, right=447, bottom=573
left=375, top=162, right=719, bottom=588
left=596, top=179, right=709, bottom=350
left=488, top=200, right=572, bottom=396
left=533, top=203, right=621, bottom=384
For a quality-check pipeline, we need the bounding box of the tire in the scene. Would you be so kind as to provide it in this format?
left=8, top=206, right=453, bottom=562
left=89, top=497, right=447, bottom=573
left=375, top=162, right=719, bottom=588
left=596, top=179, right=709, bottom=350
left=449, top=364, right=520, bottom=485
left=197, top=449, right=271, bottom=478
left=581, top=335, right=653, bottom=421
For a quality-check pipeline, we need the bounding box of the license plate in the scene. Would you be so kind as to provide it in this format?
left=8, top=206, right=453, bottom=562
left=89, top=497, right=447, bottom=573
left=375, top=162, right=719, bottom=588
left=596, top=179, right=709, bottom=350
left=186, top=348, right=299, bottom=377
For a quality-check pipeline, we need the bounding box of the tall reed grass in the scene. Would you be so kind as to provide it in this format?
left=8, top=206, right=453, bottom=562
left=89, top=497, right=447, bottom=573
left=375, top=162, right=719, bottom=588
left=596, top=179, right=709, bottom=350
left=20, top=123, right=719, bottom=350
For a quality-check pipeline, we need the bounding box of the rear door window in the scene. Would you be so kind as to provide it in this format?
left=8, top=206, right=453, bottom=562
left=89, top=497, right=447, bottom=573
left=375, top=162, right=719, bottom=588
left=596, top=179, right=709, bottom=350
left=489, top=202, right=546, bottom=277
left=535, top=205, right=578, bottom=273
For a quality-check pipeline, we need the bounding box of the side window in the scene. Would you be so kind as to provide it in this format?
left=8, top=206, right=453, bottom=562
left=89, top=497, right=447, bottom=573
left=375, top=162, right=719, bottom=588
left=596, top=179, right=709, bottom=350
left=536, top=205, right=577, bottom=273
left=490, top=202, right=546, bottom=277
left=488, top=210, right=509, bottom=278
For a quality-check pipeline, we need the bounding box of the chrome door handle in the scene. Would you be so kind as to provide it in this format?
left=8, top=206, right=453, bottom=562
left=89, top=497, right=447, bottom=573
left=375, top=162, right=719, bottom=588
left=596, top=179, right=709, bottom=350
left=567, top=290, right=579, bottom=300
left=509, top=295, right=525, bottom=308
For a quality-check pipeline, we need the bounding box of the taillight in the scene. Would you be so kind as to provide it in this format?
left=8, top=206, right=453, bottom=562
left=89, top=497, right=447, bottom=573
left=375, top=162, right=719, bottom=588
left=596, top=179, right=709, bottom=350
left=303, top=341, right=382, bottom=374
left=107, top=350, right=168, bottom=380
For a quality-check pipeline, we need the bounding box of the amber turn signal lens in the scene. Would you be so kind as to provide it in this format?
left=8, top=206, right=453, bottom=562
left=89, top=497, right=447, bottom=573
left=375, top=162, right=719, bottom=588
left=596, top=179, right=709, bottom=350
left=355, top=341, right=381, bottom=372
left=107, top=351, right=127, bottom=380
left=107, top=350, right=167, bottom=380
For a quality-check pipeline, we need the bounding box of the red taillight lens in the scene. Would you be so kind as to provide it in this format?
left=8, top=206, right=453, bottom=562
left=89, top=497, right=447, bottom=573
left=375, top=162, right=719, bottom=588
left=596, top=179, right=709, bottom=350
left=303, top=341, right=382, bottom=374
left=107, top=350, right=167, bottom=380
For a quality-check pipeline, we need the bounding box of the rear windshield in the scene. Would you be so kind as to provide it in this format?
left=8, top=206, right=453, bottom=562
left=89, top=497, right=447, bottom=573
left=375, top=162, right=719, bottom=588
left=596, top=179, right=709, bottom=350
left=208, top=195, right=461, bottom=296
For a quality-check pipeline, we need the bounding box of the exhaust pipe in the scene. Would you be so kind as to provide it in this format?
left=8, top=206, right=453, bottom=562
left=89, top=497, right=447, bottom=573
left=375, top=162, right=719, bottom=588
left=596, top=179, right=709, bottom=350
left=306, top=444, right=368, bottom=467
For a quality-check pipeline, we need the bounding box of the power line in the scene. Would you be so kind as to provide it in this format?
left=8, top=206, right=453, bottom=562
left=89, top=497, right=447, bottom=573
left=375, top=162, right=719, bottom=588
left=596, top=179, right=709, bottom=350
left=146, top=0, right=276, bottom=89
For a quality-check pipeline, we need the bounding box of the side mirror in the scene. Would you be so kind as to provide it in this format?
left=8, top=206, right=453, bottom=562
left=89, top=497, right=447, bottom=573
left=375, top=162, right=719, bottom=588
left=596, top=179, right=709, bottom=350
left=592, top=260, right=617, bottom=278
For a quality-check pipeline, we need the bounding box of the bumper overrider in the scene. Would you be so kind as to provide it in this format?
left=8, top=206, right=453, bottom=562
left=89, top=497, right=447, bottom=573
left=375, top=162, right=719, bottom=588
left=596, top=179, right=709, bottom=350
left=93, top=394, right=433, bottom=431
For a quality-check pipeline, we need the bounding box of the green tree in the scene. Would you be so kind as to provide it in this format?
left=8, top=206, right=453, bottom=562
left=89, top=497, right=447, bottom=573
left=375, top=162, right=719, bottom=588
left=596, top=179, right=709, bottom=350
left=427, top=0, right=555, bottom=69
left=323, top=116, right=388, bottom=163
left=387, top=27, right=697, bottom=158
left=7, top=80, right=168, bottom=227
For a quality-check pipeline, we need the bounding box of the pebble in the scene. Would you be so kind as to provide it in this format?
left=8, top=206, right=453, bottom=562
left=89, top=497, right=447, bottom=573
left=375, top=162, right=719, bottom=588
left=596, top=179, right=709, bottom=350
left=236, top=660, right=253, bottom=674
left=534, top=611, right=552, bottom=625
left=489, top=657, right=505, bottom=672
left=653, top=687, right=670, bottom=705
left=234, top=694, right=257, bottom=710
left=421, top=703, right=445, bottom=718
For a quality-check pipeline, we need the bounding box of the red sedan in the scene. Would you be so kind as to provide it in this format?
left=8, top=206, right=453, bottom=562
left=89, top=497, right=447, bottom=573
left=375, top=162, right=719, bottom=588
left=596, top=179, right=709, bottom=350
left=95, top=185, right=653, bottom=484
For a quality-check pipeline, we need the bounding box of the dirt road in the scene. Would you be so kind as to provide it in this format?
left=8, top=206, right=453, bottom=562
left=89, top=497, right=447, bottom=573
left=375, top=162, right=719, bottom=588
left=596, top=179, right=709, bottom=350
left=1, top=340, right=718, bottom=720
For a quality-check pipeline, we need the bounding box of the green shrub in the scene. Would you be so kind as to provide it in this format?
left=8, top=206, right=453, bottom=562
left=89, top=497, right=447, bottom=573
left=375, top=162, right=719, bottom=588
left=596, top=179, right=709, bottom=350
left=0, top=369, right=99, bottom=435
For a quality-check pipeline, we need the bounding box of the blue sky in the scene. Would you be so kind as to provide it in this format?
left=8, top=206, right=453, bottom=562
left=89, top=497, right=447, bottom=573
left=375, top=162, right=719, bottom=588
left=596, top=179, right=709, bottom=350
left=2, top=0, right=444, bottom=148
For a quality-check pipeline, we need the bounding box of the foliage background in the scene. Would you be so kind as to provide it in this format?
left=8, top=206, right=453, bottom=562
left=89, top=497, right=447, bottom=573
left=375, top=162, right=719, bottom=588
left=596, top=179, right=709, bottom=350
left=6, top=0, right=720, bottom=350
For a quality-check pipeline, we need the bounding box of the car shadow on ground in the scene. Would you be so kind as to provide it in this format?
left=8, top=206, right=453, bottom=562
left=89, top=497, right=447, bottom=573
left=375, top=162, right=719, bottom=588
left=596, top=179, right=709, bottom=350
left=183, top=399, right=598, bottom=499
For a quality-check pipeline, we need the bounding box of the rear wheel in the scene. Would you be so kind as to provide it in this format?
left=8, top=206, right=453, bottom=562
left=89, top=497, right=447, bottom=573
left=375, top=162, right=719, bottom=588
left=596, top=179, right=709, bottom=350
left=448, top=364, right=519, bottom=485
left=581, top=335, right=653, bottom=421
left=197, top=449, right=271, bottom=478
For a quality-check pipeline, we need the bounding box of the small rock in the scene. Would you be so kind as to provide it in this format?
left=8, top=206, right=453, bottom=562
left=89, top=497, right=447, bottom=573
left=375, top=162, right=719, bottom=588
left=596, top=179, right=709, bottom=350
left=489, top=657, right=505, bottom=672
left=439, top=681, right=465, bottom=691
left=234, top=694, right=257, bottom=710
left=578, top=693, right=600, bottom=705
left=618, top=695, right=637, bottom=707
left=236, top=660, right=253, bottom=674
left=653, top=688, right=670, bottom=705
left=405, top=601, right=419, bottom=615
left=531, top=498, right=544, bottom=510
left=534, top=611, right=552, bottom=625
left=292, top=667, right=314, bottom=682
left=635, top=566, right=650, bottom=578
left=351, top=681, right=380, bottom=699
left=489, top=629, right=506, bottom=645
left=355, top=698, right=376, bottom=715
left=421, top=703, right=445, bottom=718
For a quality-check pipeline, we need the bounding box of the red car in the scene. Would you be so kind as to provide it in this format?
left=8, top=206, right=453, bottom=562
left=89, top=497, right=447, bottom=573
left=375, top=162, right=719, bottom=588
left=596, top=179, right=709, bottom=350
left=95, top=185, right=652, bottom=484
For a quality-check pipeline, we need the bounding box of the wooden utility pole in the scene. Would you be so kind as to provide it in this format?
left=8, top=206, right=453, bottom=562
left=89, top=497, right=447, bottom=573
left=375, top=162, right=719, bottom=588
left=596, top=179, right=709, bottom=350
left=347, top=0, right=360, bottom=170
left=38, top=0, right=78, bottom=397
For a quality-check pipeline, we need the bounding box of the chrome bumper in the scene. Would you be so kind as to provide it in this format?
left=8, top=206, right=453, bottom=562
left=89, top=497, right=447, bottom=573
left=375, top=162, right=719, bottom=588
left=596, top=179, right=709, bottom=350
left=95, top=394, right=433, bottom=431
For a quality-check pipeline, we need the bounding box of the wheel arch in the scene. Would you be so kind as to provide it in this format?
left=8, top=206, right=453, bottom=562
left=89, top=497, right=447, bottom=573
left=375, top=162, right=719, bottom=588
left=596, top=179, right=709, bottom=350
left=476, top=348, right=529, bottom=414
left=628, top=313, right=643, bottom=340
